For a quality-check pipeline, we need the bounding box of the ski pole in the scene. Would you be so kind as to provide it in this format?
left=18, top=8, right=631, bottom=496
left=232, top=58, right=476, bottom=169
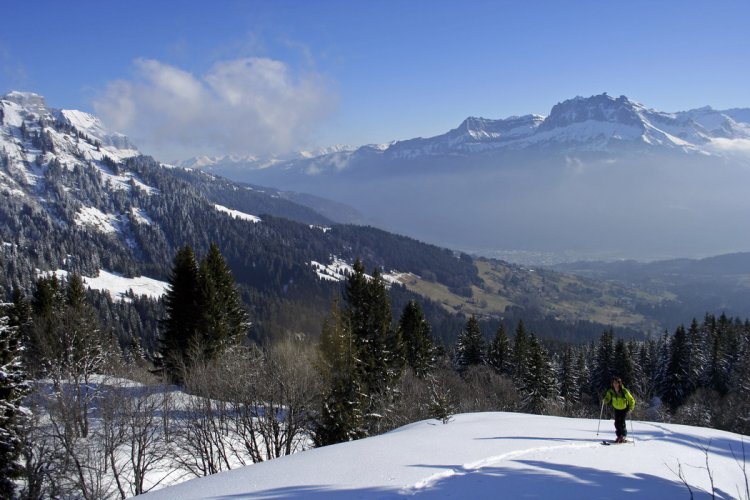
left=629, top=412, right=635, bottom=446
left=596, top=399, right=604, bottom=436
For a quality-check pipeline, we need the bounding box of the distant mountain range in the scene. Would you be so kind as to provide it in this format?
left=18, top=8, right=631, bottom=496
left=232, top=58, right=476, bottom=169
left=184, top=93, right=750, bottom=261
left=3, top=90, right=750, bottom=349
left=183, top=93, right=750, bottom=171
left=3, top=90, right=677, bottom=347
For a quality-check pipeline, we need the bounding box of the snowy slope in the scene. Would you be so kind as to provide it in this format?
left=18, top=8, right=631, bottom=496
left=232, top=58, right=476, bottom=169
left=0, top=91, right=164, bottom=253
left=141, top=412, right=748, bottom=499
left=0, top=91, right=139, bottom=163
left=0, top=91, right=146, bottom=197
left=42, top=269, right=169, bottom=301
left=60, top=108, right=139, bottom=156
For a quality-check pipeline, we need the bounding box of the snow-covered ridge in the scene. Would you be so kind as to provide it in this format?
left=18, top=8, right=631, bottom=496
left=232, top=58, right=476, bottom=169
left=174, top=94, right=750, bottom=176
left=480, top=94, right=745, bottom=152
left=141, top=412, right=749, bottom=499
left=261, top=94, right=750, bottom=172
left=60, top=108, right=138, bottom=155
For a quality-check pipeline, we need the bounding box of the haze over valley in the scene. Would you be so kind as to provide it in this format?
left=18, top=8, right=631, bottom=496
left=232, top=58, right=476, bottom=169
left=184, top=94, right=750, bottom=263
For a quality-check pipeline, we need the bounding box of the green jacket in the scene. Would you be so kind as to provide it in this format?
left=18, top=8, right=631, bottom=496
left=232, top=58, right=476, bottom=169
left=603, top=387, right=635, bottom=411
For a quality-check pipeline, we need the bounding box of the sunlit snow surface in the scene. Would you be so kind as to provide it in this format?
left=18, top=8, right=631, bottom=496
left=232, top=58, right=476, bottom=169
left=74, top=205, right=119, bottom=233
left=310, top=257, right=416, bottom=285
left=140, top=412, right=748, bottom=499
left=84, top=269, right=169, bottom=300
left=214, top=203, right=262, bottom=223
left=43, top=269, right=168, bottom=301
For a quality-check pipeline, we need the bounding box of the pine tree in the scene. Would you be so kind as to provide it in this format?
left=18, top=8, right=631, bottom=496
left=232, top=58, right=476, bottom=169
left=343, top=260, right=401, bottom=433
left=487, top=323, right=511, bottom=376
left=24, top=275, right=112, bottom=441
left=511, top=320, right=530, bottom=384
left=575, top=349, right=590, bottom=404
left=0, top=316, right=29, bottom=499
left=398, top=300, right=434, bottom=378
left=161, top=244, right=248, bottom=382
left=27, top=275, right=65, bottom=370
left=315, top=300, right=365, bottom=446
left=613, top=338, right=635, bottom=388
left=716, top=313, right=741, bottom=396
left=160, top=245, right=200, bottom=381
left=725, top=320, right=750, bottom=433
left=520, top=334, right=556, bottom=414
left=638, top=338, right=658, bottom=399
left=626, top=339, right=644, bottom=396
left=686, top=318, right=706, bottom=392
left=8, top=289, right=32, bottom=340
left=592, top=329, right=615, bottom=398
left=195, top=243, right=248, bottom=358
left=63, top=274, right=107, bottom=374
left=455, top=316, right=484, bottom=371
left=662, top=324, right=695, bottom=410
left=559, top=345, right=579, bottom=411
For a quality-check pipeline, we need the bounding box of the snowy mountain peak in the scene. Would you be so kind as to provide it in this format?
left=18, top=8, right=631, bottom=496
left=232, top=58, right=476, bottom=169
left=540, top=93, right=646, bottom=132
left=1, top=90, right=152, bottom=243
left=453, top=114, right=544, bottom=140
left=165, top=94, right=750, bottom=185
left=2, top=90, right=48, bottom=111
left=1, top=90, right=139, bottom=158
left=60, top=108, right=138, bottom=152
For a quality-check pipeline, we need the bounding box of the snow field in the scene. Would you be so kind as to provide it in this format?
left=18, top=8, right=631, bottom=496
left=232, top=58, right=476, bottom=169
left=141, top=412, right=749, bottom=499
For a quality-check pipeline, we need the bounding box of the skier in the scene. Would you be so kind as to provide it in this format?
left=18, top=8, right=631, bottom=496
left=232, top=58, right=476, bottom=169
left=602, top=376, right=635, bottom=443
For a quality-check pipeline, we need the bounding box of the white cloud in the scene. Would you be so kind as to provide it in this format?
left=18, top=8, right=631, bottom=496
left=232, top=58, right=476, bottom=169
left=93, top=57, right=335, bottom=160
left=707, top=138, right=750, bottom=155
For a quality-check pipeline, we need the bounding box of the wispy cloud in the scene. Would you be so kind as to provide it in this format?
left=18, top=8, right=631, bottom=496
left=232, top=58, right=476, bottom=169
left=93, top=57, right=336, bottom=161
left=707, top=138, right=750, bottom=155
left=0, top=45, right=30, bottom=90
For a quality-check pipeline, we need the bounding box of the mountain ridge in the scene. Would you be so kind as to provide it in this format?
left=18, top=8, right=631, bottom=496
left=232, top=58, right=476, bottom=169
left=3, top=90, right=671, bottom=348
left=178, top=93, right=750, bottom=173
left=4, top=90, right=749, bottom=349
left=183, top=92, right=750, bottom=262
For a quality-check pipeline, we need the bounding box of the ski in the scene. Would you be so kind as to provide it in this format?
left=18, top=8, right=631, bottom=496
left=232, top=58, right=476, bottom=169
left=601, top=439, right=628, bottom=445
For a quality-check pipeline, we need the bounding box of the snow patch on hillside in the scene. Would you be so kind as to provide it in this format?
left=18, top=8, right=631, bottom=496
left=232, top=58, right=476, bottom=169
left=310, top=257, right=418, bottom=285
left=40, top=269, right=169, bottom=301
left=75, top=206, right=119, bottom=233
left=310, top=258, right=350, bottom=282
left=214, top=204, right=261, bottom=223
left=130, top=207, right=153, bottom=225
left=84, top=269, right=169, bottom=300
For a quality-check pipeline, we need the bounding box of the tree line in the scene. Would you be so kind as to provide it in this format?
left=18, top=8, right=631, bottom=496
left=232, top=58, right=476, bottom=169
left=2, top=246, right=749, bottom=498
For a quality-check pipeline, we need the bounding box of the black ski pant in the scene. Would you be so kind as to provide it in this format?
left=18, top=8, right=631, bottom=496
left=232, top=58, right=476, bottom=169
left=614, top=409, right=628, bottom=438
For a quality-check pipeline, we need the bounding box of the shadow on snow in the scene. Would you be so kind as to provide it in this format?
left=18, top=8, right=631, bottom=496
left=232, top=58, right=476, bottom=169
left=208, top=459, right=732, bottom=499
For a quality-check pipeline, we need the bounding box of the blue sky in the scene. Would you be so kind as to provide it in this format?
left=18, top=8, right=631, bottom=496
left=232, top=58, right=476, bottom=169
left=2, top=0, right=749, bottom=161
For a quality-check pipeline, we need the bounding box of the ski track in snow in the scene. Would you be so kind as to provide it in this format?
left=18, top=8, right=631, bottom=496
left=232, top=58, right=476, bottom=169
left=403, top=440, right=601, bottom=494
